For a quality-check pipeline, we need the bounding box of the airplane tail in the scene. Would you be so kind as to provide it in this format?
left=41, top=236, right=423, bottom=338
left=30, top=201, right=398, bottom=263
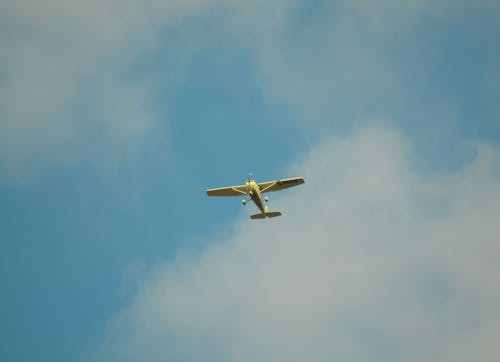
left=250, top=211, right=282, bottom=219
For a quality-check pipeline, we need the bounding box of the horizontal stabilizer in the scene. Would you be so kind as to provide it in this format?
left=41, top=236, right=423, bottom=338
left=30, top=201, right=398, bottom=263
left=250, top=211, right=282, bottom=219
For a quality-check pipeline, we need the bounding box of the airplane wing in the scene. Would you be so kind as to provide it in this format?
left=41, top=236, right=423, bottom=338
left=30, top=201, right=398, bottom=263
left=206, top=184, right=248, bottom=196
left=258, top=177, right=305, bottom=193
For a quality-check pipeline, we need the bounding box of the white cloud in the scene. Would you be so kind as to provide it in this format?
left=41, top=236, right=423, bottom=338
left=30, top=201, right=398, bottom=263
left=0, top=0, right=218, bottom=180
left=89, top=126, right=500, bottom=362
left=229, top=0, right=500, bottom=130
left=1, top=0, right=498, bottom=181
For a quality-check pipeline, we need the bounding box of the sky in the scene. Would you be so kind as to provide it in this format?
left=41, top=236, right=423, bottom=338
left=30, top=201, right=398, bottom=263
left=0, top=1, right=499, bottom=361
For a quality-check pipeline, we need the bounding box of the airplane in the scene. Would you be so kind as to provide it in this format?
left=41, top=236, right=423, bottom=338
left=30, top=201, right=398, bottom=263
left=205, top=174, right=305, bottom=219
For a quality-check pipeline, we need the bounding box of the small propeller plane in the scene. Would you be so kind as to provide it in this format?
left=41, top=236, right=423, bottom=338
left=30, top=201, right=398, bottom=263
left=205, top=174, right=305, bottom=219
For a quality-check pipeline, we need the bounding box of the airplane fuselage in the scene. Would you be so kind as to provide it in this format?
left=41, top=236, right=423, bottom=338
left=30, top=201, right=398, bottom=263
left=247, top=180, right=266, bottom=214
left=246, top=180, right=266, bottom=213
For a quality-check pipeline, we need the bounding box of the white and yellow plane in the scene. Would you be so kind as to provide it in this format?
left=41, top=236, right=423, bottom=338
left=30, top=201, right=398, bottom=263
left=206, top=174, right=305, bottom=219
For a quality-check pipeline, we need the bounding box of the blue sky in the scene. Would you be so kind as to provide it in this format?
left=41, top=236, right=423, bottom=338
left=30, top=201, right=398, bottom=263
left=1, top=1, right=499, bottom=361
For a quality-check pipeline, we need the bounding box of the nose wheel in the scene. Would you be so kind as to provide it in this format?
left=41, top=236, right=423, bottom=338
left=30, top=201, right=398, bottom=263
left=264, top=196, right=269, bottom=202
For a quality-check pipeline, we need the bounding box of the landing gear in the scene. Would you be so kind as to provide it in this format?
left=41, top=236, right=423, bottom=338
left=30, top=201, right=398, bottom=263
left=242, top=199, right=247, bottom=205
left=264, top=196, right=269, bottom=202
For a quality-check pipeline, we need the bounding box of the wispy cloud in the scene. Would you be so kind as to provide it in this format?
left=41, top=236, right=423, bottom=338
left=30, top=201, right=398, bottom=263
left=229, top=0, right=500, bottom=135
left=90, top=126, right=500, bottom=362
left=1, top=0, right=498, bottom=180
left=0, top=0, right=216, bottom=180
